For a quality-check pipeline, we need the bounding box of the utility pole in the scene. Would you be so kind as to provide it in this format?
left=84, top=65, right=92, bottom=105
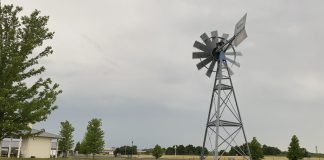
left=174, top=145, right=177, bottom=157
left=316, top=146, right=319, bottom=160
left=131, top=141, right=133, bottom=158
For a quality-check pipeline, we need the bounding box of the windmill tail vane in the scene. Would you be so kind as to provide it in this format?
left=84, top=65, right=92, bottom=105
left=192, top=13, right=251, bottom=160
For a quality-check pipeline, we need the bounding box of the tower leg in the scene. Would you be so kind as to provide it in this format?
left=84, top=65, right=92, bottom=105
left=200, top=60, right=251, bottom=160
left=225, top=61, right=252, bottom=160
left=201, top=61, right=221, bottom=160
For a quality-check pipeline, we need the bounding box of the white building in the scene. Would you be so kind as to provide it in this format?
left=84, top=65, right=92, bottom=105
left=0, top=129, right=60, bottom=158
left=102, top=147, right=116, bottom=155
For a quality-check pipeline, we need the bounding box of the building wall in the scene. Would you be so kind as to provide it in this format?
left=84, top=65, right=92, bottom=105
left=21, top=137, right=52, bottom=158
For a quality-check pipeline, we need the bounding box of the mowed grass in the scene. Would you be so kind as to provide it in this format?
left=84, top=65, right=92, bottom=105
left=1, top=156, right=324, bottom=160
left=160, top=155, right=324, bottom=160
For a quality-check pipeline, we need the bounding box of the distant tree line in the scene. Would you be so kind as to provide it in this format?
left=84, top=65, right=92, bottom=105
left=113, top=144, right=208, bottom=157
left=112, top=135, right=315, bottom=160
left=221, top=136, right=310, bottom=160
left=221, top=140, right=282, bottom=156
left=165, top=144, right=209, bottom=156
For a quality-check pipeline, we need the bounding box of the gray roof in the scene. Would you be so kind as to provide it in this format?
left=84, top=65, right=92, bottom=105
left=30, top=129, right=60, bottom=139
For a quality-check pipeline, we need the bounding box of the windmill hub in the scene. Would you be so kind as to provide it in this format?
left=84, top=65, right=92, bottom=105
left=211, top=41, right=225, bottom=60
left=211, top=48, right=220, bottom=60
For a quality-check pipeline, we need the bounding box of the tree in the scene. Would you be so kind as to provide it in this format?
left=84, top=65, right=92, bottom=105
left=0, top=3, right=61, bottom=141
left=113, top=148, right=120, bottom=157
left=262, top=145, right=281, bottom=155
left=229, top=143, right=249, bottom=156
left=185, top=144, right=195, bottom=155
left=82, top=118, right=105, bottom=159
left=250, top=137, right=264, bottom=160
left=287, top=135, right=303, bottom=160
left=117, top=145, right=137, bottom=155
left=79, top=140, right=89, bottom=154
left=301, top=148, right=310, bottom=158
left=195, top=146, right=209, bottom=156
left=74, top=142, right=81, bottom=152
left=219, top=150, right=228, bottom=156
left=152, top=144, right=163, bottom=159
left=165, top=147, right=174, bottom=155
left=58, top=121, right=74, bottom=157
left=176, top=145, right=186, bottom=155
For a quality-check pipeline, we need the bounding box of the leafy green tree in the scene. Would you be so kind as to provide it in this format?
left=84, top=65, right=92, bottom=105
left=152, top=144, right=163, bottom=159
left=176, top=145, right=186, bottom=155
left=74, top=142, right=81, bottom=152
left=262, top=145, right=281, bottom=155
left=250, top=137, right=264, bottom=160
left=131, top=146, right=137, bottom=155
left=58, top=120, right=74, bottom=157
left=0, top=3, right=61, bottom=141
left=185, top=144, right=195, bottom=155
left=301, top=148, right=310, bottom=158
left=82, top=118, right=105, bottom=159
left=165, top=147, right=174, bottom=155
left=229, top=144, right=249, bottom=156
left=229, top=146, right=239, bottom=155
left=117, top=145, right=137, bottom=155
left=79, top=140, right=89, bottom=154
left=161, top=147, right=166, bottom=155
left=113, top=148, right=120, bottom=157
left=287, top=135, right=303, bottom=160
left=219, top=150, right=228, bottom=156
left=195, top=146, right=209, bottom=156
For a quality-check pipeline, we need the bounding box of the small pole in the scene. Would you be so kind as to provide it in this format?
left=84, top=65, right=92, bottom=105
left=0, top=141, right=2, bottom=157
left=175, top=145, right=177, bottom=157
left=8, top=137, right=12, bottom=158
left=316, top=146, right=319, bottom=160
left=17, top=137, right=22, bottom=158
left=131, top=141, right=133, bottom=158
left=55, top=139, right=59, bottom=158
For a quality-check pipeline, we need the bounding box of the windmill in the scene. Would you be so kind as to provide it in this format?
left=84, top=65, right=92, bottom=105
left=192, top=14, right=251, bottom=160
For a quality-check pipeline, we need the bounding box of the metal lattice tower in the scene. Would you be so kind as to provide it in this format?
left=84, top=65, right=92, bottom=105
left=192, top=14, right=251, bottom=160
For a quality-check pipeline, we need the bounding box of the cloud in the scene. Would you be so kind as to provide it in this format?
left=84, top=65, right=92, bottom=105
left=3, top=0, right=324, bottom=153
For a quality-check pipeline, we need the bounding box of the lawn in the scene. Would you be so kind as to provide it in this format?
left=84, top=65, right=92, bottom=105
left=1, top=156, right=324, bottom=160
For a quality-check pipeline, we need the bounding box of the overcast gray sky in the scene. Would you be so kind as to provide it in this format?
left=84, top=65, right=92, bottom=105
left=4, top=0, right=324, bottom=152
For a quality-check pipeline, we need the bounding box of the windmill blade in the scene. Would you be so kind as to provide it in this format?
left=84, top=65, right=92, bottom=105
left=221, top=33, right=229, bottom=42
left=225, top=52, right=243, bottom=56
left=200, top=33, right=214, bottom=48
left=227, top=66, right=234, bottom=76
left=206, top=60, right=216, bottom=77
left=192, top=52, right=211, bottom=59
left=225, top=57, right=240, bottom=67
left=197, top=57, right=213, bottom=70
left=193, top=41, right=212, bottom=52
left=211, top=30, right=218, bottom=44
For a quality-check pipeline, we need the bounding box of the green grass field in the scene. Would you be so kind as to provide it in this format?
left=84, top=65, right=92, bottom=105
left=1, top=156, right=324, bottom=160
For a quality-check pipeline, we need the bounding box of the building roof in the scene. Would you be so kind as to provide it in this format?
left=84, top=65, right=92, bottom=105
left=30, top=129, right=60, bottom=139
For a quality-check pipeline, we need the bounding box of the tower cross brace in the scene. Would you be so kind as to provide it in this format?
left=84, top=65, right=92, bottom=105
left=200, top=59, right=251, bottom=160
